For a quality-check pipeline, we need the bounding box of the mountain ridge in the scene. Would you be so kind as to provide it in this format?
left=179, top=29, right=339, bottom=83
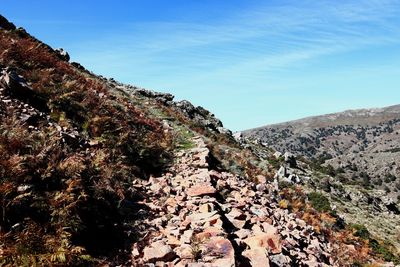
left=241, top=102, right=400, bottom=261
left=243, top=104, right=400, bottom=132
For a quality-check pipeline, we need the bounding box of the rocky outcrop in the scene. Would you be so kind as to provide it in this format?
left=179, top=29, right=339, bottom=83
left=133, top=87, right=174, bottom=103
left=131, top=136, right=333, bottom=266
left=175, top=100, right=231, bottom=135
left=104, top=77, right=231, bottom=135
left=55, top=48, right=70, bottom=62
left=0, top=68, right=49, bottom=112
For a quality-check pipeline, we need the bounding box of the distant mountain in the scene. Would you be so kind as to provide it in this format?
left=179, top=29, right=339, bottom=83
left=250, top=105, right=400, bottom=130
left=242, top=105, right=400, bottom=195
left=241, top=106, right=400, bottom=257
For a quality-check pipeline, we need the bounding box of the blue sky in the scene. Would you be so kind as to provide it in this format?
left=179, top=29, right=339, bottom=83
left=2, top=0, right=400, bottom=131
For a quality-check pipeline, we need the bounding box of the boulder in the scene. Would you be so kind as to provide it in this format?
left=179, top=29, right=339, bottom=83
left=256, top=183, right=266, bottom=192
left=233, top=132, right=243, bottom=142
left=226, top=208, right=247, bottom=228
left=0, top=69, right=48, bottom=112
left=269, top=253, right=291, bottom=266
left=288, top=174, right=300, bottom=184
left=143, top=241, right=176, bottom=262
left=235, top=229, right=251, bottom=239
left=273, top=151, right=282, bottom=158
left=199, top=203, right=214, bottom=213
left=242, top=248, right=270, bottom=267
left=244, top=224, right=282, bottom=254
left=204, top=237, right=235, bottom=267
left=275, top=166, right=286, bottom=179
left=195, top=227, right=224, bottom=240
left=187, top=211, right=219, bottom=224
left=217, top=126, right=232, bottom=135
left=55, top=48, right=70, bottom=62
left=180, top=230, right=194, bottom=244
left=187, top=184, right=216, bottom=197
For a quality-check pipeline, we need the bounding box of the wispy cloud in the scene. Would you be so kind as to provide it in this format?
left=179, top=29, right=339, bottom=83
left=72, top=0, right=400, bottom=77
left=65, top=0, right=400, bottom=131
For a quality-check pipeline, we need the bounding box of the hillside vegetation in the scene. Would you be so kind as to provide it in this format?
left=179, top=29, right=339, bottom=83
left=1, top=15, right=399, bottom=266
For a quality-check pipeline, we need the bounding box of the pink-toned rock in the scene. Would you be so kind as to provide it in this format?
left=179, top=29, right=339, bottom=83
left=282, top=237, right=298, bottom=248
left=295, top=218, right=307, bottom=229
left=229, top=218, right=247, bottom=229
left=149, top=177, right=167, bottom=193
left=199, top=203, right=214, bottom=213
left=216, top=179, right=227, bottom=190
left=167, top=235, right=181, bottom=246
left=227, top=208, right=245, bottom=219
left=191, top=169, right=211, bottom=182
left=256, top=183, right=266, bottom=192
left=181, top=229, right=194, bottom=244
left=303, top=257, right=321, bottom=267
left=204, top=217, right=224, bottom=228
left=132, top=244, right=140, bottom=257
left=188, top=211, right=218, bottom=223
left=242, top=248, right=270, bottom=267
left=165, top=197, right=177, bottom=207
left=261, top=223, right=282, bottom=254
left=192, top=157, right=208, bottom=168
left=235, top=229, right=251, bottom=239
left=205, top=237, right=235, bottom=267
left=175, top=244, right=194, bottom=259
left=244, top=230, right=282, bottom=255
left=256, top=175, right=267, bottom=184
left=181, top=217, right=191, bottom=228
left=241, top=187, right=255, bottom=197
left=143, top=241, right=176, bottom=262
left=252, top=224, right=263, bottom=233
left=209, top=169, right=222, bottom=179
left=187, top=184, right=216, bottom=197
left=226, top=208, right=247, bottom=228
left=196, top=227, right=224, bottom=241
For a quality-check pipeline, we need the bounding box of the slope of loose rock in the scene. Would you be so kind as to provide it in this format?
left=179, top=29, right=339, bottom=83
left=131, top=136, right=333, bottom=266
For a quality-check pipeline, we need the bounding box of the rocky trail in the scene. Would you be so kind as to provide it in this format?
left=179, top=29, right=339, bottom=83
left=132, top=137, right=333, bottom=266
left=1, top=63, right=330, bottom=267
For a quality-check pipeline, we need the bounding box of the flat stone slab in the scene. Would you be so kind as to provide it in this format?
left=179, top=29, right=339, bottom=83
left=187, top=184, right=216, bottom=197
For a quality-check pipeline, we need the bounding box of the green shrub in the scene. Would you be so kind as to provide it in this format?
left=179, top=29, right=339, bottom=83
left=267, top=155, right=284, bottom=169
left=369, top=240, right=400, bottom=264
left=349, top=224, right=370, bottom=240
left=307, top=192, right=332, bottom=213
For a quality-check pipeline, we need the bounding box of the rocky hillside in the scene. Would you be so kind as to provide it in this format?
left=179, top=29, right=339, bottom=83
left=240, top=106, right=400, bottom=264
left=242, top=105, right=400, bottom=199
left=1, top=15, right=399, bottom=266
